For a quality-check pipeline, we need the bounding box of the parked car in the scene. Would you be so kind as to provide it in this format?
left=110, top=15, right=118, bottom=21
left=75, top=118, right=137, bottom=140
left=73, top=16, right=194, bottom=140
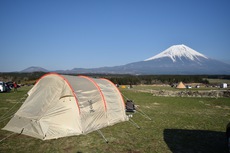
left=0, top=81, right=10, bottom=92
left=6, top=81, right=14, bottom=89
left=186, top=85, right=192, bottom=89
left=227, top=122, right=230, bottom=153
left=0, top=81, right=4, bottom=92
left=6, top=81, right=20, bottom=89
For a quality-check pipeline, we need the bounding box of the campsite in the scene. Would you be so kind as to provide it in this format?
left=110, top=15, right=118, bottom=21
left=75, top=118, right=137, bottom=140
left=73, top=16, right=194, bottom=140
left=2, top=0, right=230, bottom=152
left=0, top=75, right=229, bottom=153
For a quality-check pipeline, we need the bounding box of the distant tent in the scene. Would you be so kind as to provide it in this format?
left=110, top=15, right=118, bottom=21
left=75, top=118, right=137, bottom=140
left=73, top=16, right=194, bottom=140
left=121, top=85, right=126, bottom=89
left=3, top=73, right=128, bottom=140
left=176, top=82, right=186, bottom=89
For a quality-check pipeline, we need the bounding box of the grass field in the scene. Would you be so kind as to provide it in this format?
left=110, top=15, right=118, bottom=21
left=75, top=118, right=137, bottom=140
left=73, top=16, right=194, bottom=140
left=0, top=86, right=229, bottom=153
left=206, top=78, right=230, bottom=84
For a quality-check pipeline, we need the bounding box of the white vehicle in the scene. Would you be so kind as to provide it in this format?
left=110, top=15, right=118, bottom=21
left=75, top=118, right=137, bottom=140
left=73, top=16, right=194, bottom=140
left=186, top=85, right=192, bottom=89
left=0, top=81, right=10, bottom=92
left=0, top=81, right=6, bottom=92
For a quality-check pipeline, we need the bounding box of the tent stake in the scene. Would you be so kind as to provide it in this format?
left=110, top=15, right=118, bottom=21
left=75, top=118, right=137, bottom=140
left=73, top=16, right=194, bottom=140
left=20, top=128, right=24, bottom=135
left=97, top=130, right=108, bottom=143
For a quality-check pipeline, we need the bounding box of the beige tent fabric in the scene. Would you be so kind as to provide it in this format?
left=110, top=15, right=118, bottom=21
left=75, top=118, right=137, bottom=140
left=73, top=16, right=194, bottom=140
left=93, top=78, right=127, bottom=125
left=3, top=73, right=128, bottom=140
left=176, top=81, right=186, bottom=89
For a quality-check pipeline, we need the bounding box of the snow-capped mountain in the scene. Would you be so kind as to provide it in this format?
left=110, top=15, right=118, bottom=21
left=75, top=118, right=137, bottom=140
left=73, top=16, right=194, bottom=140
left=121, top=44, right=230, bottom=74
left=144, top=44, right=208, bottom=62
left=114, top=44, right=230, bottom=74
left=75, top=44, right=230, bottom=74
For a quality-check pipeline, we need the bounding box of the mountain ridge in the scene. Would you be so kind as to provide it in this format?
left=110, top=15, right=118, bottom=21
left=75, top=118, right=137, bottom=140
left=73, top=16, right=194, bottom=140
left=21, top=66, right=49, bottom=72
left=19, top=45, right=230, bottom=74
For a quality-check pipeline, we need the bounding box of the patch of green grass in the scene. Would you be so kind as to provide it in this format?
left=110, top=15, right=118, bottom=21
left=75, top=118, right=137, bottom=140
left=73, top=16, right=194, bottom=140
left=206, top=78, right=230, bottom=84
left=0, top=86, right=229, bottom=152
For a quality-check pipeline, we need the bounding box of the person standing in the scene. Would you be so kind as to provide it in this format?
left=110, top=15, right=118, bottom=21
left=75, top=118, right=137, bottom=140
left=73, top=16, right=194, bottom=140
left=13, top=82, right=17, bottom=92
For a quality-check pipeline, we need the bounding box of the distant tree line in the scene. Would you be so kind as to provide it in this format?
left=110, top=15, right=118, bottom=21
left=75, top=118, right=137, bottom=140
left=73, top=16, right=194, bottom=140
left=1, top=72, right=230, bottom=85
left=0, top=72, right=46, bottom=84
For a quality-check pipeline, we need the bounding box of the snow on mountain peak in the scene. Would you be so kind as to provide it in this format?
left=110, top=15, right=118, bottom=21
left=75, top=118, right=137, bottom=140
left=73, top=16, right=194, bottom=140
left=144, top=44, right=208, bottom=62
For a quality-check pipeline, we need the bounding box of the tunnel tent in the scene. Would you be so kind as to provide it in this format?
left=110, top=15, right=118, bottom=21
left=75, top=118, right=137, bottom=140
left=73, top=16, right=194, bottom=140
left=3, top=73, right=128, bottom=140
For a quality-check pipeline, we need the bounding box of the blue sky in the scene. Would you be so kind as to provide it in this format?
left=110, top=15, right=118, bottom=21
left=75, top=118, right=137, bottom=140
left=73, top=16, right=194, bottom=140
left=1, top=0, right=230, bottom=72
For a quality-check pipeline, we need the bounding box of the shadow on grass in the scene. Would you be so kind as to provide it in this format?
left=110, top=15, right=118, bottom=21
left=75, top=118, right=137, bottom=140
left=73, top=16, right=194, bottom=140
left=163, top=129, right=228, bottom=153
